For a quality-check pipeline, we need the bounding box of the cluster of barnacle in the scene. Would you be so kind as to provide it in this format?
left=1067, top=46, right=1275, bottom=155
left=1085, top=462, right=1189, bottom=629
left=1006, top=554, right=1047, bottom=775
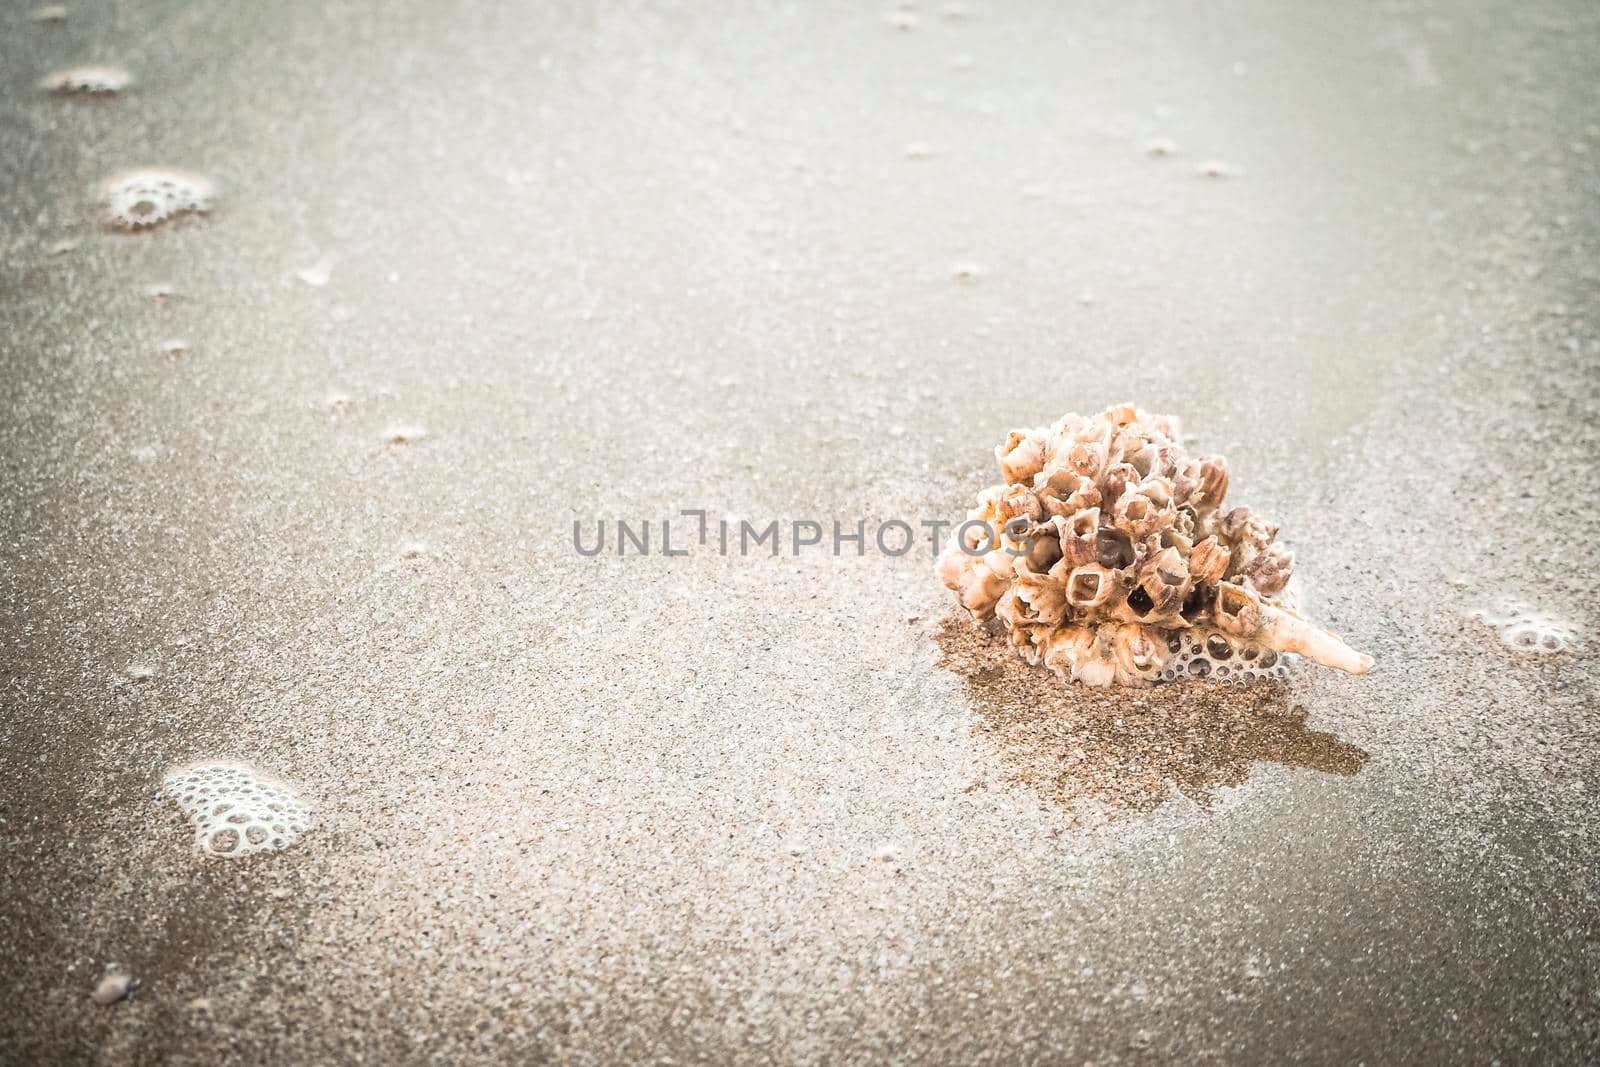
left=936, top=404, right=1371, bottom=687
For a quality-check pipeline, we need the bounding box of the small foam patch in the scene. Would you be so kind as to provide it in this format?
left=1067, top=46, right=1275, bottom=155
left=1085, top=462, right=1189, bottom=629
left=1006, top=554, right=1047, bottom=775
left=1157, top=626, right=1291, bottom=684
left=163, top=762, right=311, bottom=857
left=40, top=65, right=129, bottom=95
left=102, top=169, right=213, bottom=230
left=1472, top=605, right=1572, bottom=655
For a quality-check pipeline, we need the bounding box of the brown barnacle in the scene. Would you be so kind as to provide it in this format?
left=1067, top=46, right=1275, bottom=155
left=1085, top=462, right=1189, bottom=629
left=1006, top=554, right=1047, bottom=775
left=1160, top=523, right=1194, bottom=554
left=1065, top=423, right=1112, bottom=480
left=1138, top=546, right=1192, bottom=615
left=1194, top=456, right=1230, bottom=512
left=1179, top=580, right=1215, bottom=623
left=1097, top=462, right=1137, bottom=510
left=1066, top=563, right=1121, bottom=612
left=1051, top=412, right=1089, bottom=438
left=1113, top=548, right=1187, bottom=625
left=996, top=429, right=1048, bottom=485
left=1024, top=518, right=1065, bottom=572
left=1061, top=479, right=1100, bottom=515
left=995, top=586, right=1036, bottom=631
left=936, top=544, right=1009, bottom=619
left=1172, top=458, right=1202, bottom=504
left=1013, top=559, right=1069, bottom=627
left=1113, top=478, right=1176, bottom=540
left=1072, top=624, right=1120, bottom=686
left=1058, top=507, right=1100, bottom=568
left=1038, top=625, right=1093, bottom=681
left=1033, top=463, right=1082, bottom=498
left=1127, top=442, right=1162, bottom=479
left=1213, top=580, right=1264, bottom=639
left=1094, top=525, right=1137, bottom=570
left=1188, top=535, right=1231, bottom=585
left=1218, top=504, right=1276, bottom=547
left=1113, top=623, right=1170, bottom=684
left=1242, top=541, right=1294, bottom=597
left=997, top=482, right=1043, bottom=523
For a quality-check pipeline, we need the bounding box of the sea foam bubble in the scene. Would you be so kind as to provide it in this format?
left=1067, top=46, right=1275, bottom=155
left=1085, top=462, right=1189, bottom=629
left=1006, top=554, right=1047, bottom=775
left=101, top=169, right=213, bottom=230
left=40, top=65, right=129, bottom=95
left=1472, top=605, right=1573, bottom=655
left=163, top=762, right=312, bottom=857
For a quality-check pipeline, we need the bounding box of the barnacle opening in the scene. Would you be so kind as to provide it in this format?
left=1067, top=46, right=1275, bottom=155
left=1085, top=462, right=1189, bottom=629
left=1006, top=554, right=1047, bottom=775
left=1097, top=528, right=1135, bottom=569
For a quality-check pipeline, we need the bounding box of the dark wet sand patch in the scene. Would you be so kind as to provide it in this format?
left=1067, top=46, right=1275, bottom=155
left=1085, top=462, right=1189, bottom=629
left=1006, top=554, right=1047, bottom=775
left=935, top=614, right=1368, bottom=823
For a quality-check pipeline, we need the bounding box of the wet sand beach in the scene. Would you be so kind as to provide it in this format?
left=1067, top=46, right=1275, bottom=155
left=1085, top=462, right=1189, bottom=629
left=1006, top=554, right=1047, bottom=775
left=2, top=0, right=1598, bottom=1063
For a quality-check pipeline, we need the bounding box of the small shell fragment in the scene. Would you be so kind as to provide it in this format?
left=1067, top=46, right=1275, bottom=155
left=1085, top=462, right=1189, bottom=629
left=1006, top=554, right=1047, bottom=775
left=92, top=972, right=133, bottom=1005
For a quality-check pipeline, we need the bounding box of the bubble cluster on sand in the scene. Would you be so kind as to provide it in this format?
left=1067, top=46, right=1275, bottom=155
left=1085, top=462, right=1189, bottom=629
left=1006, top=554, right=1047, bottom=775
left=1472, top=605, right=1573, bottom=655
left=40, top=65, right=130, bottom=95
left=101, top=169, right=213, bottom=231
left=163, top=762, right=312, bottom=857
left=1157, top=626, right=1291, bottom=683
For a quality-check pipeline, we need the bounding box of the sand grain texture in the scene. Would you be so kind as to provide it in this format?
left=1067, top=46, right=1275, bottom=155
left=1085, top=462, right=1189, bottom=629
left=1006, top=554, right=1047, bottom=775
left=2, top=0, right=1598, bottom=1063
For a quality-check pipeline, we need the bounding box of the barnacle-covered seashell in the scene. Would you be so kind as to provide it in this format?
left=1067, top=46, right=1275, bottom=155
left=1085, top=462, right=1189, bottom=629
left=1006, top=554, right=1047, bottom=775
left=936, top=404, right=1372, bottom=686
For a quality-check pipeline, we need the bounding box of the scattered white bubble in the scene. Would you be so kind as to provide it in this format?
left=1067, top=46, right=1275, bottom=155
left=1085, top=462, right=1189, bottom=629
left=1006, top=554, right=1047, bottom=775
left=904, top=141, right=933, bottom=159
left=1146, top=137, right=1177, bottom=157
left=1472, top=605, right=1573, bottom=655
left=163, top=761, right=312, bottom=858
left=31, top=4, right=67, bottom=22
left=1197, top=159, right=1234, bottom=178
left=142, top=281, right=178, bottom=299
left=91, top=972, right=133, bottom=1005
left=157, top=338, right=189, bottom=359
left=125, top=660, right=156, bottom=682
left=382, top=424, right=428, bottom=445
left=950, top=262, right=987, bottom=282
left=398, top=541, right=428, bottom=560
left=295, top=253, right=336, bottom=287
left=45, top=238, right=79, bottom=255
left=324, top=391, right=353, bottom=414
left=884, top=9, right=919, bottom=30
left=40, top=65, right=130, bottom=95
left=101, top=169, right=214, bottom=231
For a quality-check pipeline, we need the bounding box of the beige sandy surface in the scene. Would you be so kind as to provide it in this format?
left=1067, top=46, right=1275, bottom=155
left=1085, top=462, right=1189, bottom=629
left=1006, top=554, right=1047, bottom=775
left=2, top=0, right=1598, bottom=1063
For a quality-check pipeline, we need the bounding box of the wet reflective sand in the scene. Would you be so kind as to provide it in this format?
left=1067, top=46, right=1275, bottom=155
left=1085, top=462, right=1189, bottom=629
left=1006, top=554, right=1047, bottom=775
left=2, top=0, right=1597, bottom=1062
